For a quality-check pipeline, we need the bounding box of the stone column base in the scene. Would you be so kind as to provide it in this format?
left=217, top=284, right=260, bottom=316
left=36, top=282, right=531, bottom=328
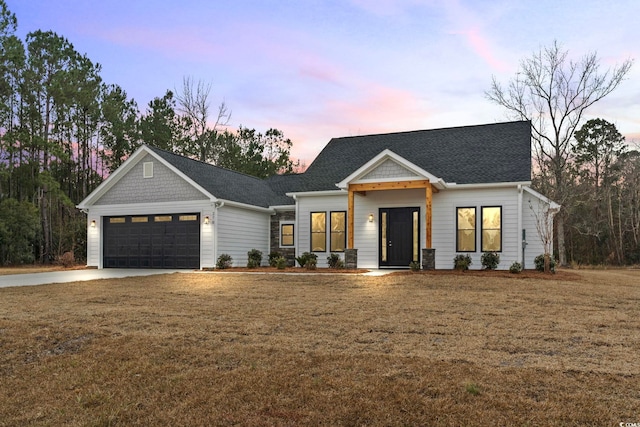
left=345, top=249, right=358, bottom=269
left=422, top=248, right=436, bottom=270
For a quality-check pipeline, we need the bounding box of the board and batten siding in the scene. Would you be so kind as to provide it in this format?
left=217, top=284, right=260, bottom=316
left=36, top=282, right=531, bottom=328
left=216, top=205, right=270, bottom=267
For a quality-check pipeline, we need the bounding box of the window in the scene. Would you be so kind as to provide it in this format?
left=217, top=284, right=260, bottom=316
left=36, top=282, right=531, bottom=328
left=154, top=215, right=172, bottom=222
left=280, top=223, right=294, bottom=247
left=131, top=216, right=148, bottom=223
left=330, top=211, right=346, bottom=252
left=179, top=215, right=198, bottom=221
left=482, top=206, right=502, bottom=252
left=310, top=212, right=326, bottom=252
left=143, top=162, right=153, bottom=178
left=456, top=207, right=476, bottom=252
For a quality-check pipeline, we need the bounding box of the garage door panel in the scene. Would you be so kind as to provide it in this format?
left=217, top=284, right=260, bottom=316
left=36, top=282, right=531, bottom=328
left=103, top=214, right=200, bottom=269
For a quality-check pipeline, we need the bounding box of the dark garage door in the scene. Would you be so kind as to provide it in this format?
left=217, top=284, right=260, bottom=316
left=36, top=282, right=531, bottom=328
left=103, top=214, right=200, bottom=268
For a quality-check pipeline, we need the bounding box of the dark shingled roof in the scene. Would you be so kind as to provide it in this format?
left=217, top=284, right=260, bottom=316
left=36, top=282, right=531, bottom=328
left=300, top=120, right=532, bottom=191
left=146, top=121, right=531, bottom=207
left=147, top=146, right=289, bottom=208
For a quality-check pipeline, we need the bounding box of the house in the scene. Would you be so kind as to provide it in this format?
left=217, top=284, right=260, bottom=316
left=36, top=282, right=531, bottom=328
left=77, top=120, right=558, bottom=270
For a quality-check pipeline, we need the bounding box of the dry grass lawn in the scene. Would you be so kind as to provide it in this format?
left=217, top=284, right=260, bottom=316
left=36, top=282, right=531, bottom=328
left=0, top=269, right=639, bottom=426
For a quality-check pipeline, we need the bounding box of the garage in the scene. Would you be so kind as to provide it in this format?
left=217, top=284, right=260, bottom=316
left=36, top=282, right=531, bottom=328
left=103, top=213, right=200, bottom=268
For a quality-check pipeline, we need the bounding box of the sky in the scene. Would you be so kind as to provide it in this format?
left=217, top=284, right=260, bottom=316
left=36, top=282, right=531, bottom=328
left=7, top=0, right=640, bottom=165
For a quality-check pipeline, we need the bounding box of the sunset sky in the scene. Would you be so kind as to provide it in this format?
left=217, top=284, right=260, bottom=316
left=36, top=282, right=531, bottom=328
left=8, top=0, right=640, bottom=164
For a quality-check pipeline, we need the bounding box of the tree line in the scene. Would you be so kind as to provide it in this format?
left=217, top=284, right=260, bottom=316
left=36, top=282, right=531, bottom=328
left=1, top=1, right=637, bottom=267
left=0, top=2, right=297, bottom=264
left=488, top=41, right=638, bottom=265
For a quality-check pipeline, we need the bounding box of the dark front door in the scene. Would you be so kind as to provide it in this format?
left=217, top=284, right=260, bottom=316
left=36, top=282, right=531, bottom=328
left=379, top=207, right=419, bottom=268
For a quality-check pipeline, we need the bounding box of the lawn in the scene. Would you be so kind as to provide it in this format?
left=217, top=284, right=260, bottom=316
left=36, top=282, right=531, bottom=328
left=0, top=269, right=638, bottom=426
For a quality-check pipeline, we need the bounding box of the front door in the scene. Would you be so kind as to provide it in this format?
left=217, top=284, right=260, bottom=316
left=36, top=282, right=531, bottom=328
left=379, top=207, right=420, bottom=268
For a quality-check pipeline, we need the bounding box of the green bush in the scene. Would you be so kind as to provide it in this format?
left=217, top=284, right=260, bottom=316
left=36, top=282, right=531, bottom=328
left=481, top=252, right=500, bottom=270
left=216, top=254, right=233, bottom=269
left=306, top=257, right=317, bottom=270
left=275, top=256, right=287, bottom=270
left=453, top=254, right=472, bottom=270
left=534, top=254, right=556, bottom=273
left=247, top=249, right=263, bottom=268
left=409, top=261, right=421, bottom=271
left=296, top=251, right=317, bottom=268
left=327, top=253, right=344, bottom=269
left=268, top=251, right=282, bottom=267
left=509, top=262, right=522, bottom=274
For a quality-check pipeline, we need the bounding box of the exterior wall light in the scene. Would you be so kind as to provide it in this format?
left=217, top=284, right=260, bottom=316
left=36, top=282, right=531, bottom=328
left=204, top=216, right=210, bottom=225
left=90, top=220, right=96, bottom=228
left=368, top=213, right=374, bottom=223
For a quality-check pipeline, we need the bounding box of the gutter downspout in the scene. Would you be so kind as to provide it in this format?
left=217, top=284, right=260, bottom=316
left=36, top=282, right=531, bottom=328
left=517, top=185, right=524, bottom=268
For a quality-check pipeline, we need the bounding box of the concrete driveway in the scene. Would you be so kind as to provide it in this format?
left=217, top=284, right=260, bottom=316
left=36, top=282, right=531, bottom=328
left=0, top=269, right=193, bottom=289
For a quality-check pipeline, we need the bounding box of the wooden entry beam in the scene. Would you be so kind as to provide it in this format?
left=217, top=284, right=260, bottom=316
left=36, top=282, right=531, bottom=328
left=349, top=180, right=439, bottom=193
left=347, top=179, right=435, bottom=250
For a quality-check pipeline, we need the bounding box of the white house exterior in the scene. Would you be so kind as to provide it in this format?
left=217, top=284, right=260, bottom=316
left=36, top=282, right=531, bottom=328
left=77, top=121, right=558, bottom=270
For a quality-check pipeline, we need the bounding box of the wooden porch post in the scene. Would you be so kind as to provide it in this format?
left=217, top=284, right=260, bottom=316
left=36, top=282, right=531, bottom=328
left=425, top=183, right=432, bottom=248
left=348, top=187, right=355, bottom=249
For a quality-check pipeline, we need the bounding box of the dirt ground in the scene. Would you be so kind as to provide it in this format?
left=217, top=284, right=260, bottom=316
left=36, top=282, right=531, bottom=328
left=0, top=269, right=638, bottom=425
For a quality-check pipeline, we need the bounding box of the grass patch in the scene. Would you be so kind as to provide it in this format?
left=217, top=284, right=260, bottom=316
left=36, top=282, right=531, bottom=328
left=0, top=270, right=638, bottom=425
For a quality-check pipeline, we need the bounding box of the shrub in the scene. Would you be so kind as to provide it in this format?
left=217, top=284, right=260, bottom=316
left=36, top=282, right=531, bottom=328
left=306, top=256, right=318, bottom=270
left=296, top=252, right=317, bottom=268
left=275, top=256, right=287, bottom=270
left=327, top=253, right=344, bottom=269
left=481, top=252, right=500, bottom=270
left=453, top=254, right=472, bottom=270
left=409, top=261, right=421, bottom=271
left=59, top=251, right=75, bottom=268
left=534, top=254, right=556, bottom=273
left=216, top=254, right=233, bottom=269
left=268, top=251, right=282, bottom=267
left=247, top=249, right=263, bottom=268
left=509, top=262, right=522, bottom=274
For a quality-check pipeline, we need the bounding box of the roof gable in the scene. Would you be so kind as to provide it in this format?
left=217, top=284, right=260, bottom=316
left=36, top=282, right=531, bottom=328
left=78, top=145, right=215, bottom=209
left=302, top=121, right=532, bottom=192
left=336, top=149, right=446, bottom=189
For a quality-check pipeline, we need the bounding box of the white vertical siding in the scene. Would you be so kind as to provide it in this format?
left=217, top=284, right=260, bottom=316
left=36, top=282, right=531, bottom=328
left=216, top=205, right=270, bottom=267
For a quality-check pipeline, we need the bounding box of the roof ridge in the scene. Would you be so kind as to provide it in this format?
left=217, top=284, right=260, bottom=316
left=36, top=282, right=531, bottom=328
left=145, top=144, right=267, bottom=182
left=327, top=120, right=530, bottom=141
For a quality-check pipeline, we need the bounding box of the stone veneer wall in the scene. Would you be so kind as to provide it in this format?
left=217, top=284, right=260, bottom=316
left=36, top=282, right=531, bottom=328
left=270, top=211, right=296, bottom=266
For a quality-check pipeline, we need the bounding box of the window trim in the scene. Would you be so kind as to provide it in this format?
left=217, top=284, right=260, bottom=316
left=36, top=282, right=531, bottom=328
left=280, top=222, right=295, bottom=248
left=329, top=211, right=347, bottom=253
left=310, top=212, right=327, bottom=252
left=481, top=205, right=502, bottom=252
left=143, top=162, right=153, bottom=178
left=456, top=206, right=477, bottom=252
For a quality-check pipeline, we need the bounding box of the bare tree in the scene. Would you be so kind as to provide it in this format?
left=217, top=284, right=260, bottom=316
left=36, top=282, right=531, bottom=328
left=486, top=41, right=633, bottom=265
left=529, top=197, right=560, bottom=273
left=175, top=76, right=231, bottom=162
